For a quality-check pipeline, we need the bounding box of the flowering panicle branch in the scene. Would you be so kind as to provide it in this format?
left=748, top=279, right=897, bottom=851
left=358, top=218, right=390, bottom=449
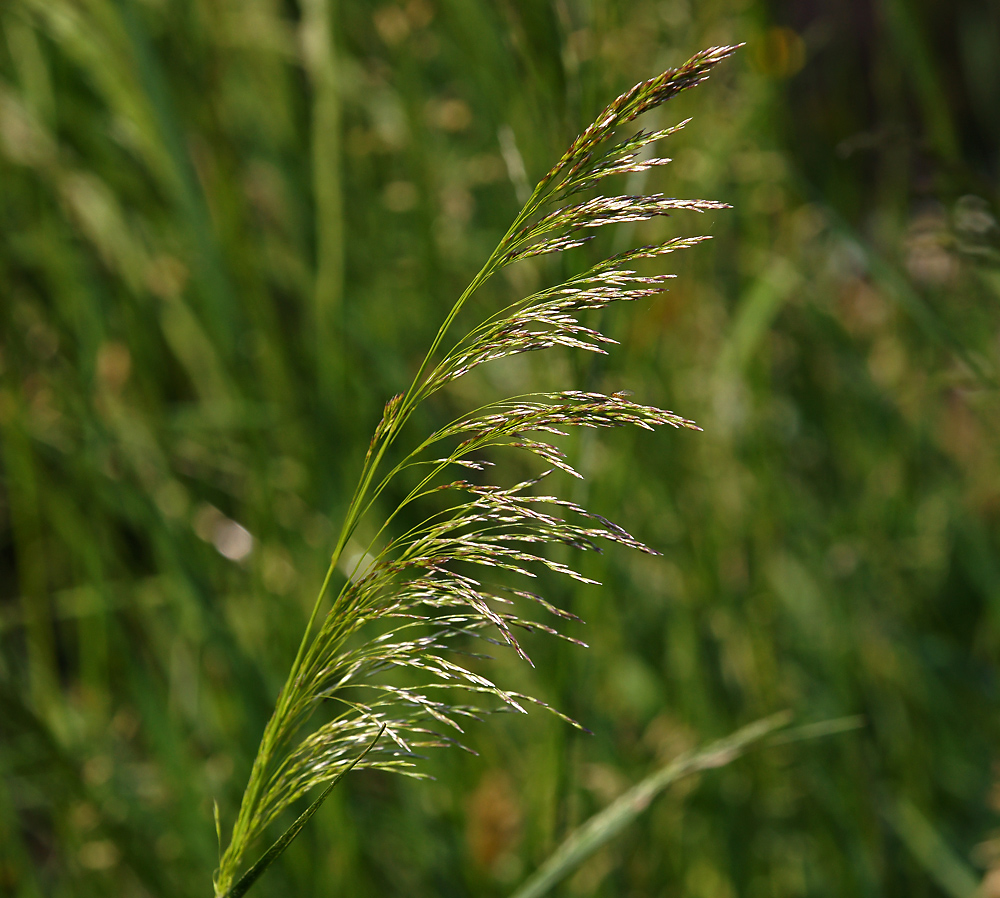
left=214, top=43, right=739, bottom=898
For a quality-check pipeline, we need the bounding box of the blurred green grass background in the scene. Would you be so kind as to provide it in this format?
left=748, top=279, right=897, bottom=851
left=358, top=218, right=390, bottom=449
left=1, top=1, right=999, bottom=896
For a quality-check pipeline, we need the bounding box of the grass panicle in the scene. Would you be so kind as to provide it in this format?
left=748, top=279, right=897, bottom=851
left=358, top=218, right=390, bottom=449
left=213, top=44, right=739, bottom=898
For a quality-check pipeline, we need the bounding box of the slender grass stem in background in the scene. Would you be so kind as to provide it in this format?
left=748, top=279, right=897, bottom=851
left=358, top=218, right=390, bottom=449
left=213, top=45, right=741, bottom=897
left=301, top=0, right=347, bottom=394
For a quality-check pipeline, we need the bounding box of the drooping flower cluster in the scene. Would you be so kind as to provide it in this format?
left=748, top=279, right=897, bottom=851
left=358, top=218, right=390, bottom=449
left=216, top=43, right=738, bottom=898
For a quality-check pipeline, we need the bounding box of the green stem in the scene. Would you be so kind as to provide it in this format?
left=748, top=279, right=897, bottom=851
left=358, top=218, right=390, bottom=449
left=402, top=179, right=549, bottom=411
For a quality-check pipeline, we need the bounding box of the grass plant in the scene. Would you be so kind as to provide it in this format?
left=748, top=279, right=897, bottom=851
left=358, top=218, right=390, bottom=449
left=2, top=3, right=999, bottom=897
left=214, top=45, right=740, bottom=897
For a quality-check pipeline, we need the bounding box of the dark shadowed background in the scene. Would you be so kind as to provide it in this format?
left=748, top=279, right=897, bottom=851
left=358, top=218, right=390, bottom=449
left=1, top=1, right=999, bottom=896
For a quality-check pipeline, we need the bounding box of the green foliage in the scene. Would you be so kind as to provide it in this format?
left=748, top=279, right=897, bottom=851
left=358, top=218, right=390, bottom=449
left=1, top=2, right=999, bottom=898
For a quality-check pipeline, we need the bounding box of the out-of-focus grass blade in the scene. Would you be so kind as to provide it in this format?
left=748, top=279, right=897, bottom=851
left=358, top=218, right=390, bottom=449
left=111, top=0, right=240, bottom=357
left=300, top=0, right=345, bottom=393
left=510, top=713, right=865, bottom=898
left=884, top=796, right=980, bottom=898
left=767, top=715, right=865, bottom=745
left=509, top=712, right=792, bottom=898
left=880, top=0, right=960, bottom=162
left=715, top=257, right=800, bottom=377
